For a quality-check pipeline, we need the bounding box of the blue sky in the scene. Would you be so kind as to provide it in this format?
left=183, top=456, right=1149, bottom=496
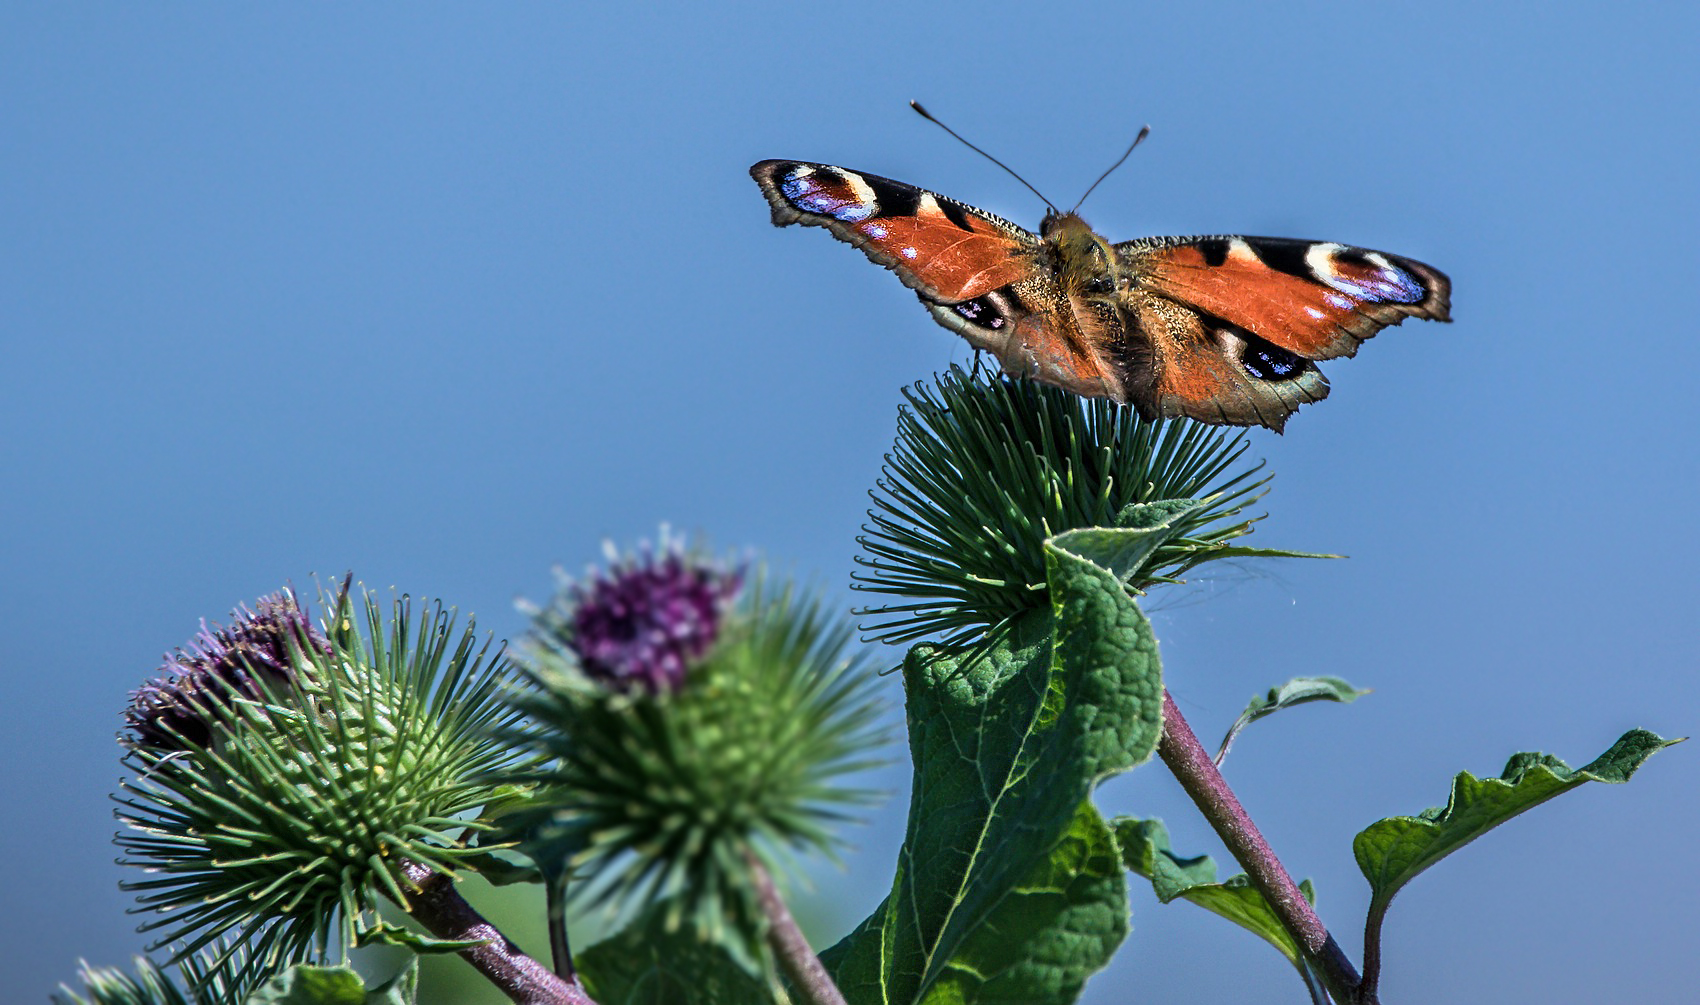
left=4, top=3, right=1695, bottom=1002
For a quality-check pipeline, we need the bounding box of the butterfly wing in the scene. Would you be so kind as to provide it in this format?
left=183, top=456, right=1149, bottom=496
left=750, top=161, right=1130, bottom=400
left=1115, top=235, right=1452, bottom=429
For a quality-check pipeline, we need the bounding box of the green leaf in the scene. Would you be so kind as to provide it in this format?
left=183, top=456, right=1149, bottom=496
left=824, top=529, right=1168, bottom=1004
left=577, top=902, right=777, bottom=1005
left=1355, top=729, right=1679, bottom=937
left=1215, top=676, right=1369, bottom=764
left=352, top=920, right=489, bottom=955
left=1066, top=500, right=1207, bottom=583
left=457, top=845, right=543, bottom=887
left=358, top=961, right=418, bottom=1005
left=248, top=963, right=419, bottom=1005
left=1114, top=817, right=1313, bottom=966
left=932, top=802, right=1129, bottom=1002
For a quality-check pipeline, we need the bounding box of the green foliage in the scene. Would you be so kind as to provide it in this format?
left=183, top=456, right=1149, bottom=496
left=114, top=586, right=524, bottom=987
left=576, top=902, right=781, bottom=1005
left=1355, top=729, right=1678, bottom=941
left=822, top=524, right=1179, bottom=1004
left=247, top=962, right=418, bottom=1005
left=856, top=364, right=1311, bottom=648
left=504, top=578, right=886, bottom=949
left=1114, top=817, right=1315, bottom=967
left=53, top=951, right=264, bottom=1005
left=1214, top=676, right=1369, bottom=764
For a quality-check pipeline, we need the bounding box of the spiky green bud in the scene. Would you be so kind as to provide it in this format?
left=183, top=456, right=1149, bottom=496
left=508, top=553, right=885, bottom=946
left=114, top=583, right=523, bottom=986
left=855, top=365, right=1313, bottom=647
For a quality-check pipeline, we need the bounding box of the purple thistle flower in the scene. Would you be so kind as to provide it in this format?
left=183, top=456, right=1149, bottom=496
left=125, top=588, right=330, bottom=750
left=550, top=538, right=743, bottom=693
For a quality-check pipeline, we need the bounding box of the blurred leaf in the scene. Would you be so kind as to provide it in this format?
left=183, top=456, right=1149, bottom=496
left=577, top=902, right=776, bottom=1005
left=457, top=846, right=543, bottom=887
left=824, top=526, right=1170, bottom=1003
left=249, top=961, right=416, bottom=1005
left=1114, top=817, right=1313, bottom=966
left=362, top=962, right=419, bottom=1005
left=1355, top=729, right=1679, bottom=944
left=1215, top=676, right=1369, bottom=764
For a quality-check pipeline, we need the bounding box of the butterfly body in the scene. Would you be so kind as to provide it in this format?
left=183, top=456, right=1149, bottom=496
left=751, top=159, right=1451, bottom=431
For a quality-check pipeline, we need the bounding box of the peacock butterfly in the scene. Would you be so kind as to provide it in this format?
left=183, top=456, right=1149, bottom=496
left=750, top=134, right=1450, bottom=431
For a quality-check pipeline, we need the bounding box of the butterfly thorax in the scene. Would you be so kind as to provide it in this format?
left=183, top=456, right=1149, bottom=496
left=1039, top=211, right=1120, bottom=296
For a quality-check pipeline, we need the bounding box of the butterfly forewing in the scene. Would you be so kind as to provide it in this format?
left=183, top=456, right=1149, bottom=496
left=1119, top=235, right=1451, bottom=361
left=750, top=161, right=1036, bottom=301
left=752, top=160, right=1128, bottom=400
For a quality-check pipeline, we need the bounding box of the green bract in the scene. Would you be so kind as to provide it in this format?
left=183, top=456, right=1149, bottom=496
left=856, top=364, right=1312, bottom=648
left=114, top=586, right=523, bottom=988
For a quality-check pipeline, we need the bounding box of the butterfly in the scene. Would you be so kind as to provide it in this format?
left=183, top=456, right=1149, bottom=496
left=750, top=158, right=1450, bottom=431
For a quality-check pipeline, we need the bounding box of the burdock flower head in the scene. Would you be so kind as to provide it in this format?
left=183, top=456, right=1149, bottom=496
left=530, top=533, right=743, bottom=692
left=124, top=589, right=329, bottom=751
left=115, top=581, right=523, bottom=987
left=510, top=534, right=885, bottom=944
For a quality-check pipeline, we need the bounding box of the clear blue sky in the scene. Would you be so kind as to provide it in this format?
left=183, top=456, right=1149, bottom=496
left=4, top=3, right=1695, bottom=1002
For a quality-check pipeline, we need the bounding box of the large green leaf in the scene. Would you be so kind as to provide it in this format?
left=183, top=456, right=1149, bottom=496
left=1354, top=729, right=1678, bottom=936
left=933, top=803, right=1129, bottom=1003
left=1114, top=817, right=1314, bottom=966
left=576, top=902, right=777, bottom=1005
left=825, top=519, right=1177, bottom=1004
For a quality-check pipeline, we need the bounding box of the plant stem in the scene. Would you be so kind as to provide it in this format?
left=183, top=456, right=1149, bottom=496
left=546, top=871, right=577, bottom=983
left=399, top=860, right=598, bottom=1005
left=745, top=849, right=849, bottom=1005
left=1157, top=690, right=1372, bottom=1005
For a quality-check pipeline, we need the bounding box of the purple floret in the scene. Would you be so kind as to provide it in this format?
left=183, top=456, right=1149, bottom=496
left=125, top=588, right=329, bottom=750
left=564, top=544, right=742, bottom=693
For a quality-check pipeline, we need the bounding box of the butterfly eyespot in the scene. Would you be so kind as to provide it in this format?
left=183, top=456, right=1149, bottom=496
left=1242, top=342, right=1308, bottom=381
left=953, top=293, right=1010, bottom=330
left=779, top=166, right=878, bottom=223
left=1309, top=245, right=1427, bottom=304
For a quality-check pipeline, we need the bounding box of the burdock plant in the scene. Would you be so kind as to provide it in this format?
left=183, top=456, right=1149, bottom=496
left=815, top=365, right=1674, bottom=1005
left=57, top=367, right=1674, bottom=1005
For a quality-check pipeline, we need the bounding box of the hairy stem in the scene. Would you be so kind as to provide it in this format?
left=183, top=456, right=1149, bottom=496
left=746, top=850, right=848, bottom=1005
left=1157, top=691, right=1371, bottom=1005
left=399, top=860, right=598, bottom=1005
left=1361, top=902, right=1387, bottom=1001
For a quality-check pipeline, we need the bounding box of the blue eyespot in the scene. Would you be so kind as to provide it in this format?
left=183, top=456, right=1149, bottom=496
left=781, top=170, right=875, bottom=223
left=1330, top=268, right=1424, bottom=303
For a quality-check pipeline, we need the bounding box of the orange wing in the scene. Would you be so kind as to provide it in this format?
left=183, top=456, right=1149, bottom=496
left=1120, top=235, right=1450, bottom=360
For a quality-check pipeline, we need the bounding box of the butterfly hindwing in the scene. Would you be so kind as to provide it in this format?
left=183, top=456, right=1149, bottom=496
left=1108, top=285, right=1324, bottom=429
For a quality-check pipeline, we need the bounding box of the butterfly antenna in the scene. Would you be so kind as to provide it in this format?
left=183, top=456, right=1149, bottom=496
left=910, top=100, right=1057, bottom=213
left=1069, top=125, right=1150, bottom=215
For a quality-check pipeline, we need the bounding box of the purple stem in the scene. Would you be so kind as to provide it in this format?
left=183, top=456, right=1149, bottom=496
left=399, top=860, right=599, bottom=1005
left=746, top=850, right=849, bottom=1005
left=1157, top=691, right=1372, bottom=1005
